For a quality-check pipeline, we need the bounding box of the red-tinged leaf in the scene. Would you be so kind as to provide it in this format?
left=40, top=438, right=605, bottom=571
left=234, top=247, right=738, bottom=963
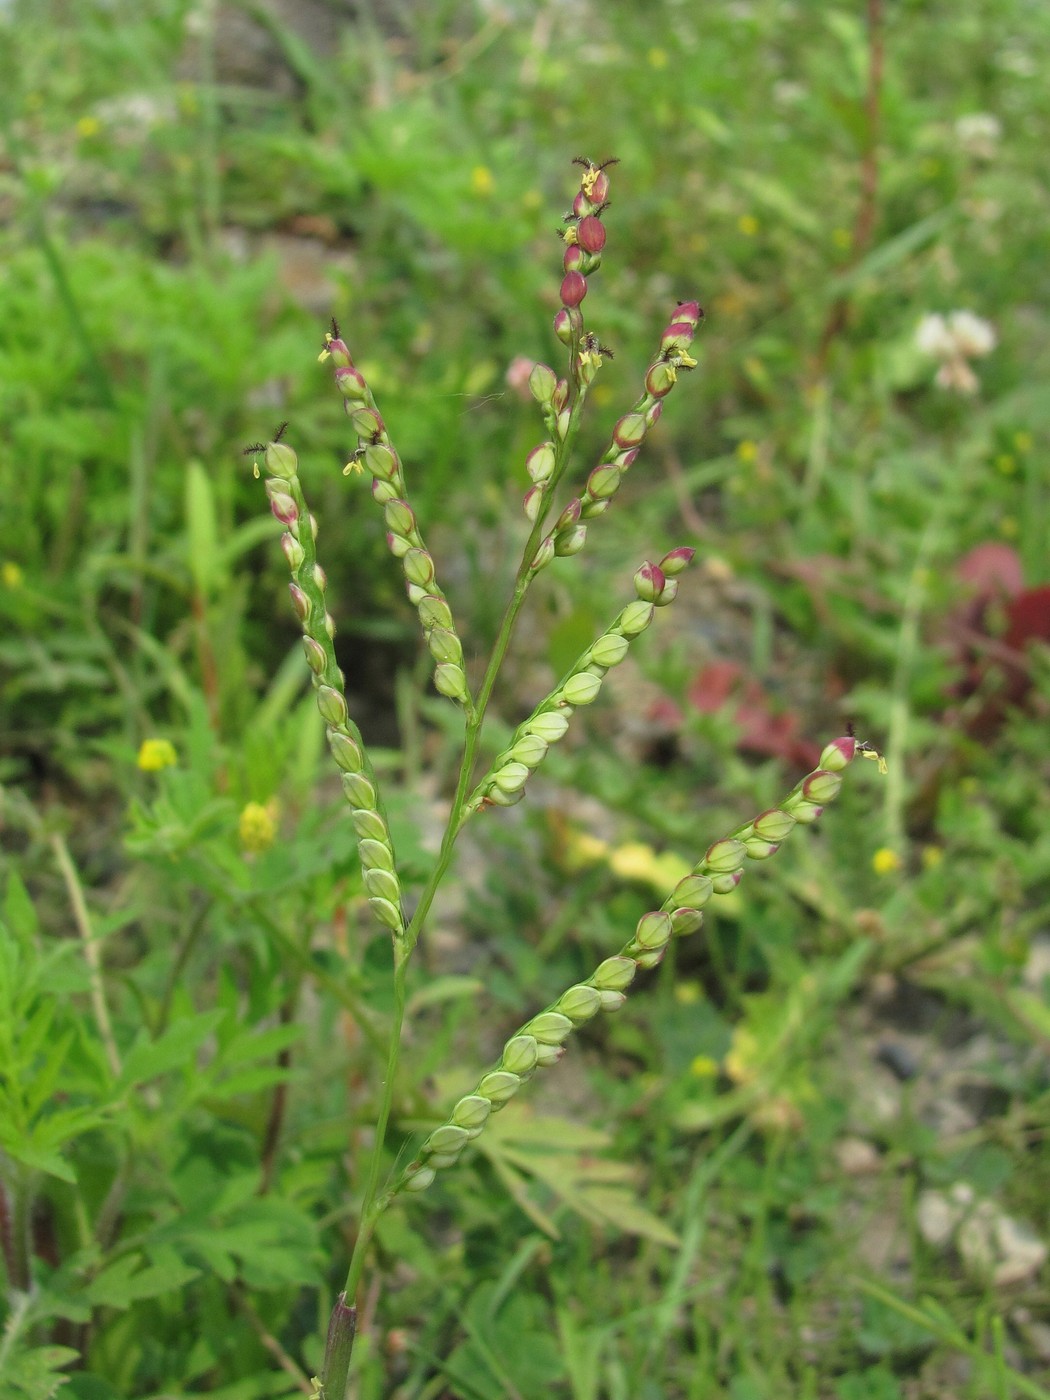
left=687, top=659, right=742, bottom=712
left=956, top=542, right=1024, bottom=598
left=686, top=663, right=820, bottom=767
left=1005, top=586, right=1050, bottom=650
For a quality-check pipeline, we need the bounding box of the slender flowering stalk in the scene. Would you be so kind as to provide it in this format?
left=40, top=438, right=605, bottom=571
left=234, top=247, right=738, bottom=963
left=513, top=158, right=622, bottom=557
left=384, top=734, right=883, bottom=1200
left=529, top=301, right=703, bottom=575
left=251, top=435, right=407, bottom=946
left=318, top=328, right=474, bottom=714
left=466, top=549, right=695, bottom=814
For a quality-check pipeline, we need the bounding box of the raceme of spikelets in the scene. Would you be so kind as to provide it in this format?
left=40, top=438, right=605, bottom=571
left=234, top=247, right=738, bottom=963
left=245, top=155, right=883, bottom=1227
left=391, top=736, right=883, bottom=1197
left=466, top=551, right=696, bottom=812
left=249, top=433, right=406, bottom=943
left=318, top=329, right=473, bottom=711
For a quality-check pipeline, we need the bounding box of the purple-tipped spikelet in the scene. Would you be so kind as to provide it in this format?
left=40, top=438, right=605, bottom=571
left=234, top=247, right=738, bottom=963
left=466, top=555, right=696, bottom=815
left=575, top=301, right=703, bottom=524
left=517, top=159, right=705, bottom=571
left=521, top=165, right=703, bottom=573
left=250, top=429, right=406, bottom=945
left=394, top=735, right=883, bottom=1196
left=318, top=327, right=473, bottom=711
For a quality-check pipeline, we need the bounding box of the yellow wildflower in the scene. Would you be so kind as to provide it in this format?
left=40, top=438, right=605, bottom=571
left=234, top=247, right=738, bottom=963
left=136, top=738, right=177, bottom=772
left=735, top=439, right=758, bottom=464
left=470, top=166, right=494, bottom=198
left=239, top=800, right=278, bottom=854
left=737, top=214, right=759, bottom=237
left=724, top=1026, right=759, bottom=1085
left=2, top=561, right=24, bottom=589
left=560, top=828, right=608, bottom=872
left=608, top=841, right=690, bottom=893
left=689, top=1054, right=719, bottom=1078
left=76, top=115, right=101, bottom=139
left=872, top=847, right=901, bottom=876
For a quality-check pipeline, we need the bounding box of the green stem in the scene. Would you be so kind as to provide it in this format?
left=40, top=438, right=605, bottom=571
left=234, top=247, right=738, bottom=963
left=400, top=377, right=592, bottom=959
left=51, top=832, right=121, bottom=1077
left=0, top=1170, right=31, bottom=1292
left=340, top=950, right=408, bottom=1302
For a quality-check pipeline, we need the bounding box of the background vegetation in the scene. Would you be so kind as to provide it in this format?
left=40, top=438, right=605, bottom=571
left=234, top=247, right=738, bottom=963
left=1, top=0, right=1048, bottom=1396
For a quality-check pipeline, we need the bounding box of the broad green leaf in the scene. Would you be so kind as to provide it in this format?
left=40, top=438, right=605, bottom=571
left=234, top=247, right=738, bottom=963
left=3, top=872, right=39, bottom=942
left=216, top=1021, right=303, bottom=1068
left=17, top=1001, right=60, bottom=1077
left=0, top=1139, right=77, bottom=1184
left=23, top=1028, right=74, bottom=1117
left=556, top=1306, right=603, bottom=1400
left=86, top=1252, right=200, bottom=1308
left=442, top=1282, right=564, bottom=1400
left=1, top=1343, right=79, bottom=1400
left=478, top=1112, right=678, bottom=1246
left=485, top=1114, right=610, bottom=1154
left=563, top=1185, right=680, bottom=1249
left=118, top=1009, right=226, bottom=1088
left=207, top=1065, right=296, bottom=1098
left=486, top=1153, right=562, bottom=1238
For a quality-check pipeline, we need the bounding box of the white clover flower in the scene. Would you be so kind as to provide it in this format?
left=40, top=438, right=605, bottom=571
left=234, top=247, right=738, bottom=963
left=916, top=310, right=996, bottom=396
left=954, top=113, right=1002, bottom=160
left=94, top=93, right=176, bottom=134
left=915, top=313, right=955, bottom=359
left=772, top=81, right=807, bottom=106
left=947, top=310, right=996, bottom=358
left=935, top=358, right=980, bottom=396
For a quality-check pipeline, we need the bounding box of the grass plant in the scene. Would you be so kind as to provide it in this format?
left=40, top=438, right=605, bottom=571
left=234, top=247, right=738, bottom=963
left=247, top=157, right=884, bottom=1395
